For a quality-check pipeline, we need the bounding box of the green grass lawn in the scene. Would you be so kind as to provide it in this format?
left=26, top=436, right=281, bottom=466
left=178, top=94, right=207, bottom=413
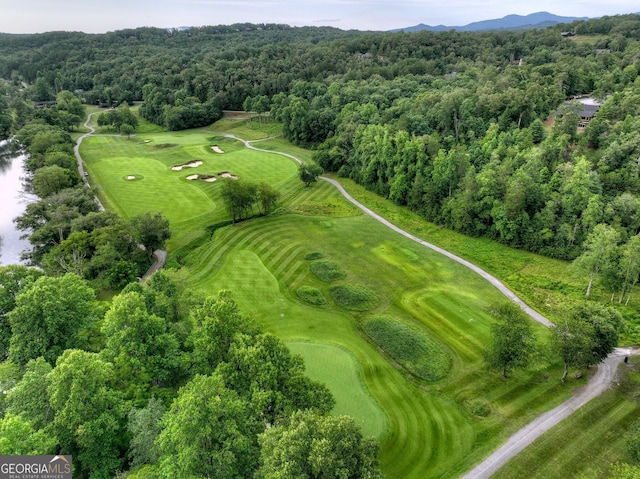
left=328, top=175, right=640, bottom=337
left=287, top=341, right=387, bottom=439
left=80, top=130, right=299, bottom=253
left=83, top=118, right=636, bottom=478
left=493, top=358, right=640, bottom=479
left=178, top=197, right=576, bottom=478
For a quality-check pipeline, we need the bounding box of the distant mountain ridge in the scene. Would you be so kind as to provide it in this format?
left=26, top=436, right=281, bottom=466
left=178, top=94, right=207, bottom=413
left=393, top=12, right=589, bottom=33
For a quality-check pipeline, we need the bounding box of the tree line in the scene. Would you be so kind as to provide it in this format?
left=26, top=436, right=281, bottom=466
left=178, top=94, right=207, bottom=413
left=0, top=269, right=382, bottom=478
left=5, top=96, right=169, bottom=289
left=485, top=300, right=622, bottom=382
left=2, top=15, right=639, bottom=289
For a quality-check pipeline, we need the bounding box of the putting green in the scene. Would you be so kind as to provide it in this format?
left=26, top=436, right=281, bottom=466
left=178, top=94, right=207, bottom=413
left=90, top=156, right=214, bottom=220
left=86, top=124, right=580, bottom=478
left=287, top=341, right=387, bottom=439
left=188, top=226, right=480, bottom=478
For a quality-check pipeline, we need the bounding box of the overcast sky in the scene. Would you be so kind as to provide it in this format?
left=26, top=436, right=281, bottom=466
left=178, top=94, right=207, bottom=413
left=0, top=0, right=638, bottom=34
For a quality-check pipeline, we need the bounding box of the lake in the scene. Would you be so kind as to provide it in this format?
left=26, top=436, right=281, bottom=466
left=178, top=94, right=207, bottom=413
left=0, top=140, right=33, bottom=265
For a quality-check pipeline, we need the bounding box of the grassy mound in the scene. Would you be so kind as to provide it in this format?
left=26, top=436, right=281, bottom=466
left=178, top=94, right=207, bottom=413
left=310, top=260, right=345, bottom=282
left=152, top=143, right=178, bottom=149
left=329, top=283, right=379, bottom=311
left=465, top=398, right=492, bottom=418
left=296, top=285, right=327, bottom=305
left=362, top=317, right=451, bottom=381
left=290, top=197, right=361, bottom=217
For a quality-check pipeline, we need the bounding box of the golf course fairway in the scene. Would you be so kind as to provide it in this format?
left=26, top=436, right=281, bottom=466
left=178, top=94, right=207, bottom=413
left=81, top=126, right=579, bottom=478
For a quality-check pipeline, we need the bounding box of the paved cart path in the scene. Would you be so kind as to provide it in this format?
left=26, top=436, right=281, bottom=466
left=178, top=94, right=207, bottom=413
left=221, top=133, right=635, bottom=478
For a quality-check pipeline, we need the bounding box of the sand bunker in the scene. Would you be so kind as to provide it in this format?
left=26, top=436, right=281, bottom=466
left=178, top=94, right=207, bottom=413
left=211, top=145, right=224, bottom=153
left=185, top=174, right=218, bottom=182
left=127, top=175, right=137, bottom=180
left=172, top=160, right=203, bottom=171
left=219, top=172, right=238, bottom=180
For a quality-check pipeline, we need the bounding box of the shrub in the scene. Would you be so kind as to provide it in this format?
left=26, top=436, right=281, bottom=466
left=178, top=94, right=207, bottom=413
left=362, top=316, right=451, bottom=381
left=296, top=286, right=327, bottom=305
left=152, top=143, right=178, bottom=149
left=328, top=283, right=378, bottom=311
left=465, top=398, right=492, bottom=417
left=304, top=252, right=324, bottom=260
left=310, top=260, right=344, bottom=282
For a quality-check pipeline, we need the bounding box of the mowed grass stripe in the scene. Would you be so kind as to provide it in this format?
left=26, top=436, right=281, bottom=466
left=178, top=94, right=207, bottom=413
left=371, top=361, right=476, bottom=478
left=186, top=218, right=478, bottom=479
left=91, top=123, right=599, bottom=478
left=494, top=391, right=640, bottom=479
left=402, top=290, right=488, bottom=364
left=278, top=255, right=309, bottom=288
left=287, top=341, right=387, bottom=439
left=289, top=180, right=335, bottom=206
left=238, top=223, right=307, bottom=285
left=188, top=223, right=279, bottom=280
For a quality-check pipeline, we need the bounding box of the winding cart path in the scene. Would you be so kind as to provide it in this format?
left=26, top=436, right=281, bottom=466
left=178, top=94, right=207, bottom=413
left=75, top=112, right=166, bottom=278
left=74, top=111, right=105, bottom=211
left=224, top=133, right=634, bottom=478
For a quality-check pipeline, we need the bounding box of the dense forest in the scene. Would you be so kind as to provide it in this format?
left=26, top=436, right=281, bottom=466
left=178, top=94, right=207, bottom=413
left=2, top=14, right=640, bottom=478
left=2, top=16, right=640, bottom=267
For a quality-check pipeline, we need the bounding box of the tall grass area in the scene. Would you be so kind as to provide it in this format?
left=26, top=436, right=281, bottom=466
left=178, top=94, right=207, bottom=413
left=328, top=175, right=640, bottom=342
left=362, top=316, right=451, bottom=381
left=83, top=115, right=637, bottom=478
left=178, top=193, right=577, bottom=478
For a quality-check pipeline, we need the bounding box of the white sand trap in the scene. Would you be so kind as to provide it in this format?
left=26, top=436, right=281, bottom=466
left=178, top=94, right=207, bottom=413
left=172, top=160, right=203, bottom=171
left=143, top=140, right=151, bottom=143
left=127, top=175, right=137, bottom=180
left=186, top=174, right=199, bottom=180
left=204, top=176, right=217, bottom=182
left=220, top=172, right=238, bottom=180
left=211, top=145, right=224, bottom=153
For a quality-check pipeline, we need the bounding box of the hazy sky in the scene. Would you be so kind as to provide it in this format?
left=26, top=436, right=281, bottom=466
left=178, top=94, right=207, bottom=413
left=0, top=0, right=638, bottom=34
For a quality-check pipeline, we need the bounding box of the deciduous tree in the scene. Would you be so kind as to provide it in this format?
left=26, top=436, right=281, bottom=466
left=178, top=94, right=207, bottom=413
left=485, top=302, right=536, bottom=377
left=258, top=409, right=382, bottom=479
left=127, top=397, right=165, bottom=467
left=48, top=349, right=128, bottom=479
left=101, top=291, right=181, bottom=403
left=573, top=223, right=620, bottom=296
left=156, top=372, right=258, bottom=478
left=299, top=163, right=323, bottom=187
left=0, top=265, right=43, bottom=360
left=8, top=273, right=100, bottom=366
left=219, top=333, right=334, bottom=424
left=5, top=357, right=53, bottom=430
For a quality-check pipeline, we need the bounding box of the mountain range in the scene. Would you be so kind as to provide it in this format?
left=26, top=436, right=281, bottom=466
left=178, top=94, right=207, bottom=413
left=393, top=11, right=589, bottom=33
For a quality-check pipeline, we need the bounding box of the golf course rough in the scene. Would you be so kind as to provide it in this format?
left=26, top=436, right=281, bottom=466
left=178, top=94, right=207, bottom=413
left=329, top=283, right=380, bottom=311
left=310, top=260, right=345, bottom=282
left=296, top=285, right=327, bottom=305
left=81, top=128, right=584, bottom=479
left=362, top=316, right=451, bottom=381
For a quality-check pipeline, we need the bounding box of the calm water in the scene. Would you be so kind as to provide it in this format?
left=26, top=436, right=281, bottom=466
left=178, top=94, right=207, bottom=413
left=0, top=140, right=32, bottom=265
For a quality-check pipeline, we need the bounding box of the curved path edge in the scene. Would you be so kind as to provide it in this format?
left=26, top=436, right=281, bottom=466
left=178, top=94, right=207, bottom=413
left=222, top=133, right=552, bottom=327
left=210, top=133, right=636, bottom=477
left=75, top=111, right=105, bottom=211
left=75, top=112, right=167, bottom=279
